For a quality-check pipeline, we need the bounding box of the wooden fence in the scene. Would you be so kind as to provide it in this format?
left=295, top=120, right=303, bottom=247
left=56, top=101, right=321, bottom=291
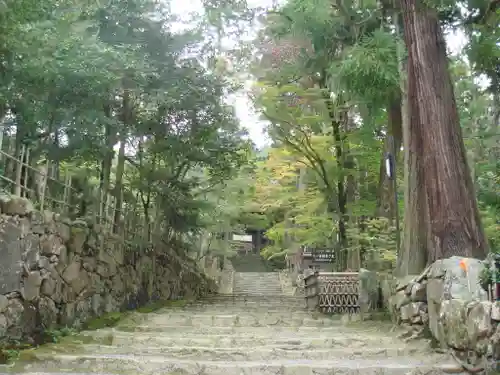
left=304, top=271, right=360, bottom=314
left=0, top=142, right=154, bottom=246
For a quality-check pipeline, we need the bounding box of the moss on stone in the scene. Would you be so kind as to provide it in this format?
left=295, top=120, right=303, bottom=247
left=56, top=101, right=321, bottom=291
left=70, top=333, right=114, bottom=345
left=0, top=341, right=33, bottom=364
left=69, top=225, right=87, bottom=235
left=16, top=348, right=39, bottom=362
left=136, top=299, right=190, bottom=313
left=12, top=331, right=115, bottom=366
left=364, top=310, right=393, bottom=321
left=82, top=299, right=190, bottom=330
left=83, top=311, right=126, bottom=330
left=1, top=298, right=191, bottom=365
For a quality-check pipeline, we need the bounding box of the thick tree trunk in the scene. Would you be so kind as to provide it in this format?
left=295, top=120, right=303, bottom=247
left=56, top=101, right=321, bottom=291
left=400, top=0, right=488, bottom=262
left=398, top=56, right=429, bottom=275
left=394, top=11, right=428, bottom=277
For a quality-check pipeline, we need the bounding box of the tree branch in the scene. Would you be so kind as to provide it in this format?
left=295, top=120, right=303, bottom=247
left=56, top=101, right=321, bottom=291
left=262, top=111, right=334, bottom=192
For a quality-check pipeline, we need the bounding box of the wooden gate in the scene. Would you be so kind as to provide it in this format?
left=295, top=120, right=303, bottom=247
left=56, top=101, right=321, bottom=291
left=318, top=272, right=359, bottom=314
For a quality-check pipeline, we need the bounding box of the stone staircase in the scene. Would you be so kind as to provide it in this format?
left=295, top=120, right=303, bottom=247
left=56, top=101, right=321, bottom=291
left=233, top=271, right=284, bottom=296
left=229, top=252, right=271, bottom=272
left=1, top=272, right=466, bottom=375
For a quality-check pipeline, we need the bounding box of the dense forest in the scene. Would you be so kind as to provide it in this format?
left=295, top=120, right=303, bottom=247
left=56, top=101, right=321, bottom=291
left=0, top=0, right=498, bottom=277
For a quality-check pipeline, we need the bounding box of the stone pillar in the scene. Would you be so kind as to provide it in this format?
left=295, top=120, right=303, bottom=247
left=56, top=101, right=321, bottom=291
left=358, top=268, right=379, bottom=318
left=304, top=269, right=319, bottom=311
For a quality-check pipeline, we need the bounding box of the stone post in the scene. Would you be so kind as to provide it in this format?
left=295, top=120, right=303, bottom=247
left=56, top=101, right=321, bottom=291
left=358, top=269, right=379, bottom=319
left=304, top=269, right=320, bottom=311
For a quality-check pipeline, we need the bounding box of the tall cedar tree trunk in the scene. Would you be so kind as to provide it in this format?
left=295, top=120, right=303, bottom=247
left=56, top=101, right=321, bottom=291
left=400, top=0, right=488, bottom=262
left=398, top=53, right=430, bottom=275
left=394, top=11, right=428, bottom=276
left=376, top=97, right=403, bottom=219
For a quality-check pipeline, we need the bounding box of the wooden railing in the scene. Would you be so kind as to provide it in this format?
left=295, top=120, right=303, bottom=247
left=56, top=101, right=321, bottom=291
left=304, top=271, right=360, bottom=314
left=0, top=143, right=154, bottom=246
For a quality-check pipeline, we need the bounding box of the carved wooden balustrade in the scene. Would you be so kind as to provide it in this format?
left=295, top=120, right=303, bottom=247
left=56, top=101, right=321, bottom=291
left=304, top=270, right=360, bottom=314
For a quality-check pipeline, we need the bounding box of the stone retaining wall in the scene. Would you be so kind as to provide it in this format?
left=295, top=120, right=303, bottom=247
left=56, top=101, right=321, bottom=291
left=0, top=195, right=215, bottom=345
left=388, top=256, right=499, bottom=362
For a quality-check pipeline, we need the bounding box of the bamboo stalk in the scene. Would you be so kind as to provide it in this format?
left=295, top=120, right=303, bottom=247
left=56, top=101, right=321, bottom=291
left=40, top=160, right=49, bottom=211
left=14, top=145, right=25, bottom=196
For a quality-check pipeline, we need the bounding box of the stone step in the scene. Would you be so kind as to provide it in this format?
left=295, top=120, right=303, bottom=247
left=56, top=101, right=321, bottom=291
left=33, top=341, right=432, bottom=361
left=193, top=296, right=305, bottom=307
left=232, top=292, right=284, bottom=294
left=185, top=304, right=307, bottom=311
left=186, top=304, right=307, bottom=311
left=222, top=279, right=284, bottom=283
left=165, top=307, right=308, bottom=314
left=155, top=307, right=310, bottom=315
left=193, top=306, right=307, bottom=310
left=232, top=289, right=283, bottom=292
left=234, top=282, right=281, bottom=285
left=91, top=330, right=407, bottom=348
left=164, top=308, right=309, bottom=314
left=234, top=280, right=281, bottom=283
left=233, top=279, right=281, bottom=282
left=233, top=283, right=281, bottom=286
left=188, top=297, right=304, bottom=303
left=111, top=325, right=380, bottom=336
left=230, top=294, right=286, bottom=297
left=11, top=355, right=464, bottom=375
left=109, top=322, right=392, bottom=335
left=198, top=293, right=302, bottom=299
left=199, top=294, right=302, bottom=300
left=234, top=284, right=281, bottom=286
left=233, top=272, right=283, bottom=296
left=193, top=299, right=305, bottom=305
left=128, top=314, right=336, bottom=328
left=148, top=308, right=313, bottom=316
left=173, top=300, right=306, bottom=307
left=233, top=277, right=280, bottom=280
left=231, top=291, right=285, bottom=296
left=236, top=274, right=280, bottom=276
left=33, top=343, right=428, bottom=361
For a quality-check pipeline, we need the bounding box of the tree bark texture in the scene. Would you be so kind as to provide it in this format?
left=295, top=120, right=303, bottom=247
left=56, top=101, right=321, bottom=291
left=400, top=0, right=488, bottom=262
left=398, top=56, right=430, bottom=276
left=394, top=11, right=428, bottom=277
